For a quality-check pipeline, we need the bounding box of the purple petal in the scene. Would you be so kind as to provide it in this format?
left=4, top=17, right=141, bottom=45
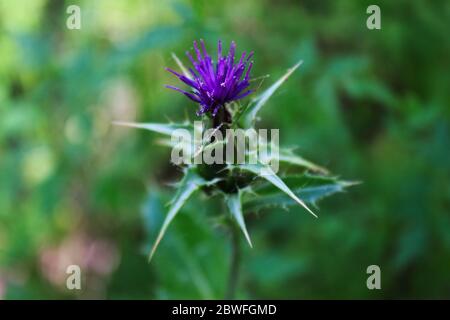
left=166, top=39, right=254, bottom=117
left=165, top=85, right=201, bottom=103
left=193, top=40, right=202, bottom=61
left=233, top=89, right=253, bottom=100
left=217, top=40, right=222, bottom=60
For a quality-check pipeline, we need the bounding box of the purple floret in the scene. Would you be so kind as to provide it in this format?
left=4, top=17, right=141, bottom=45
left=166, top=40, right=254, bottom=117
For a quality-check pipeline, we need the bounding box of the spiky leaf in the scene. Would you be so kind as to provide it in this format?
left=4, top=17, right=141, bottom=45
left=258, top=144, right=329, bottom=174
left=148, top=168, right=206, bottom=261
left=171, top=52, right=191, bottom=79
left=239, top=61, right=303, bottom=127
left=225, top=191, right=253, bottom=248
left=113, top=121, right=193, bottom=136
left=243, top=174, right=358, bottom=212
left=230, top=162, right=317, bottom=218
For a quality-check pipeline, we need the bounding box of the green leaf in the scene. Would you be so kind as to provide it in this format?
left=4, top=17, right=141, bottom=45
left=171, top=52, right=191, bottom=79
left=243, top=174, right=358, bottom=212
left=226, top=192, right=253, bottom=248
left=231, top=162, right=317, bottom=218
left=148, top=168, right=206, bottom=261
left=260, top=144, right=329, bottom=174
left=112, top=121, right=193, bottom=136
left=239, top=60, right=303, bottom=127
left=155, top=126, right=226, bottom=161
left=279, top=148, right=328, bottom=174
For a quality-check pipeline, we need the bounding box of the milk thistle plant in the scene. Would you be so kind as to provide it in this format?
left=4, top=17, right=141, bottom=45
left=115, top=40, right=354, bottom=297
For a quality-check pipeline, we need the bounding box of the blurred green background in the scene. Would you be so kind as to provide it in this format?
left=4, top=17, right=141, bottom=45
left=0, top=0, right=449, bottom=299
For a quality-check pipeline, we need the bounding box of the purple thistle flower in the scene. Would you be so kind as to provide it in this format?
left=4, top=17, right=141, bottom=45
left=166, top=40, right=254, bottom=117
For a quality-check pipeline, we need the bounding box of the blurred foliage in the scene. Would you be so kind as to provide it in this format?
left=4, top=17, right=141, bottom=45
left=0, top=0, right=449, bottom=299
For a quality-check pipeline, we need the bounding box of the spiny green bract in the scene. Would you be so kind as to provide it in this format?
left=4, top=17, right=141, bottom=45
left=114, top=56, right=356, bottom=261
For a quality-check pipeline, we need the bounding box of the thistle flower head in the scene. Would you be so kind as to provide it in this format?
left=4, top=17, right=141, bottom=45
left=116, top=53, right=355, bottom=262
left=166, top=40, right=254, bottom=117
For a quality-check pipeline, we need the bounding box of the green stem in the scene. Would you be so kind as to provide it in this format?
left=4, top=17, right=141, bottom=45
left=225, top=222, right=241, bottom=299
